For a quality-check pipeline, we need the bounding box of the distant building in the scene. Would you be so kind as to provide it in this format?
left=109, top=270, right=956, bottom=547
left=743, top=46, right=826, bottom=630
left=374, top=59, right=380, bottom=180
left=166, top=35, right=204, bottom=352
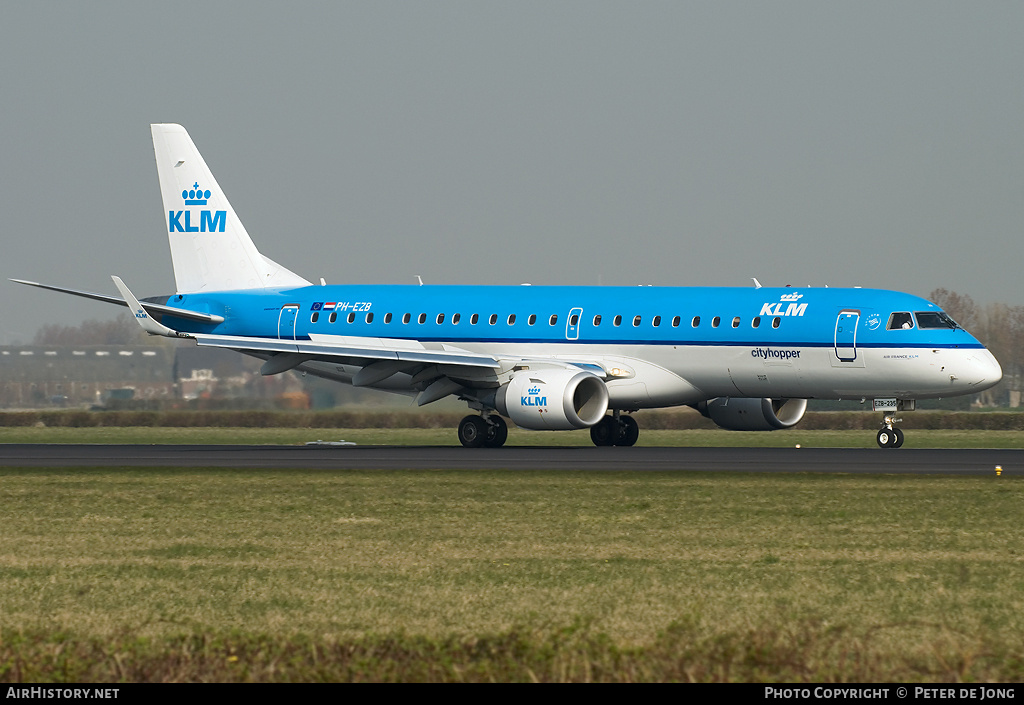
left=0, top=344, right=305, bottom=408
left=0, top=343, right=396, bottom=409
left=172, top=346, right=253, bottom=400
left=0, top=345, right=174, bottom=407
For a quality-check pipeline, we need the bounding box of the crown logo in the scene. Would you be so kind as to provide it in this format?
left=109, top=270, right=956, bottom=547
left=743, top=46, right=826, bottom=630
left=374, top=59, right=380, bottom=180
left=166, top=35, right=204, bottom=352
left=182, top=182, right=211, bottom=206
left=528, top=386, right=541, bottom=395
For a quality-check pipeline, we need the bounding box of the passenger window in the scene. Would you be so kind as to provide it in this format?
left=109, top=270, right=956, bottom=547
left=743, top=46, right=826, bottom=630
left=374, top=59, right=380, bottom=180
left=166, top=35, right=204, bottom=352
left=366, top=312, right=374, bottom=324
left=732, top=317, right=740, bottom=328
left=402, top=313, right=411, bottom=324
left=570, top=314, right=578, bottom=326
left=772, top=317, right=781, bottom=328
left=614, top=315, right=622, bottom=327
left=653, top=316, right=661, bottom=327
left=383, top=312, right=392, bottom=324
left=436, top=313, right=444, bottom=324
left=692, top=316, right=700, bottom=327
left=751, top=316, right=760, bottom=328
left=348, top=312, right=356, bottom=324
left=712, top=316, right=721, bottom=328
left=453, top=313, right=461, bottom=324
left=507, top=314, right=516, bottom=325
left=330, top=312, right=338, bottom=323
left=418, top=313, right=426, bottom=324
left=593, top=315, right=602, bottom=326
left=672, top=316, right=680, bottom=327
left=887, top=312, right=914, bottom=330
left=550, top=314, right=558, bottom=326
left=489, top=314, right=497, bottom=325
left=528, top=314, right=536, bottom=326
left=311, top=312, right=319, bottom=323
left=470, top=313, right=479, bottom=325
left=633, top=315, right=642, bottom=327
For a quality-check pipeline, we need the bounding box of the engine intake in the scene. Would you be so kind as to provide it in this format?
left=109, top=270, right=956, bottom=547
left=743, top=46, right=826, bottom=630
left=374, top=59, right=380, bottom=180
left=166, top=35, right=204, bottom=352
left=496, top=369, right=609, bottom=430
left=696, top=397, right=808, bottom=431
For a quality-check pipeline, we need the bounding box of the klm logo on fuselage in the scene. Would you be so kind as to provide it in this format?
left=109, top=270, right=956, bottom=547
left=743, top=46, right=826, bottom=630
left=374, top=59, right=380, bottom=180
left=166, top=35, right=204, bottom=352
left=522, top=385, right=547, bottom=407
left=168, top=182, right=226, bottom=233
left=759, top=292, right=808, bottom=317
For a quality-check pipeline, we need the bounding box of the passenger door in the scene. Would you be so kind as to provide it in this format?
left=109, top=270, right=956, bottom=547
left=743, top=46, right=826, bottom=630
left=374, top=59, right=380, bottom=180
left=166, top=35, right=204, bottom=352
left=278, top=304, right=299, bottom=340
left=833, top=310, right=861, bottom=364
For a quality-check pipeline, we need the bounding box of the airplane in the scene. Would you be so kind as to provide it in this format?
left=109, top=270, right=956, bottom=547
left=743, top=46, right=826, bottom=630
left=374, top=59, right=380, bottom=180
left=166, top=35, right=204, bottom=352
left=12, top=124, right=1003, bottom=448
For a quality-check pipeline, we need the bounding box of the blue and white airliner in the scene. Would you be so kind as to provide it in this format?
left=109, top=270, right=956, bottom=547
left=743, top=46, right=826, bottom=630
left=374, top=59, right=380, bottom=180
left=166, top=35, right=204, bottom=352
left=13, top=124, right=1002, bottom=448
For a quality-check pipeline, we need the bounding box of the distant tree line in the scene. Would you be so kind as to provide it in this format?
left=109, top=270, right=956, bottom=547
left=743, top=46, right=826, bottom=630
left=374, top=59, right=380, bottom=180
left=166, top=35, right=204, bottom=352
left=33, top=314, right=159, bottom=347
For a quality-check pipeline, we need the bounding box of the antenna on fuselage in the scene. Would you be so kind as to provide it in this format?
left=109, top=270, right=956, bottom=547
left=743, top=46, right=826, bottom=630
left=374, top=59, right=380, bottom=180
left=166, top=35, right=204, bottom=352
left=415, top=275, right=424, bottom=286
left=752, top=278, right=762, bottom=289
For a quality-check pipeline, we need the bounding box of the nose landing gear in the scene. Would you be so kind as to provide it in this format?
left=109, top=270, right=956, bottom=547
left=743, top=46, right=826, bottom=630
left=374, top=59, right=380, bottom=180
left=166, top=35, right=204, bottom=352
left=876, top=415, right=905, bottom=448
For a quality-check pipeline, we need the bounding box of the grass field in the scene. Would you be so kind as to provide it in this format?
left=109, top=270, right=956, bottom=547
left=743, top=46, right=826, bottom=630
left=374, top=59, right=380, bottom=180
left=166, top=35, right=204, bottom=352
left=1, top=465, right=1023, bottom=681
left=2, top=425, right=1024, bottom=448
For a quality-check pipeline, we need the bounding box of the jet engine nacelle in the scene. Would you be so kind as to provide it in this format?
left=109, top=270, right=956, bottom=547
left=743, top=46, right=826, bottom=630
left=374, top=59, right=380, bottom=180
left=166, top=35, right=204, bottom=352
left=496, top=369, right=609, bottom=431
left=696, top=397, right=808, bottom=431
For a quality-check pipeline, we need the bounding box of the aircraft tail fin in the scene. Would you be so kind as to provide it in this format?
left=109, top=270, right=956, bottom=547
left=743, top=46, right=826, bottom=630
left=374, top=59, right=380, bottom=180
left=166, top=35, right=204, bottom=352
left=151, top=124, right=311, bottom=294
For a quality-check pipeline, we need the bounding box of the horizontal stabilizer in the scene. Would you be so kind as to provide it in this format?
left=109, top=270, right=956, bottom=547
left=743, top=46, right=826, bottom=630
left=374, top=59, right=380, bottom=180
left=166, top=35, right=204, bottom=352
left=9, top=278, right=224, bottom=324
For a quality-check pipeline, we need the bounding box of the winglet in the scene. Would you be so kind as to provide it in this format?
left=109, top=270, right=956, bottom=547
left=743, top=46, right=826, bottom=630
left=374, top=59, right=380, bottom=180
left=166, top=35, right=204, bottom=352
left=111, top=276, right=181, bottom=337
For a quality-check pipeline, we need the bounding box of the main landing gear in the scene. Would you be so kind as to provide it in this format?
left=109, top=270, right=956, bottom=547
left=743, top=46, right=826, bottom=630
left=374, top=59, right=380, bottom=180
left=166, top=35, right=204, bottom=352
left=457, top=412, right=641, bottom=448
left=590, top=412, right=639, bottom=447
left=876, top=414, right=905, bottom=448
left=458, top=414, right=509, bottom=448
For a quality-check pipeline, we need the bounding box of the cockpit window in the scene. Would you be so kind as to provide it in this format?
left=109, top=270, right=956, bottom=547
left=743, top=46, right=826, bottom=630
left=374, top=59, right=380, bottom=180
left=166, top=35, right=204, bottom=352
left=887, top=312, right=914, bottom=330
left=915, top=311, right=958, bottom=329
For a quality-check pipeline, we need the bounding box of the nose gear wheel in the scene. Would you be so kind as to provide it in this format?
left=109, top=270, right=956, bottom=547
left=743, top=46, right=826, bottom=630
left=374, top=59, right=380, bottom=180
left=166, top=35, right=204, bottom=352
left=877, top=415, right=905, bottom=448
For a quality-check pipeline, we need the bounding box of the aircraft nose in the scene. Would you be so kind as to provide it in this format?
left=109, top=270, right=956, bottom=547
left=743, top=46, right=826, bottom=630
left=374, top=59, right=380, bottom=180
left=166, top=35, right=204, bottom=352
left=967, top=349, right=1002, bottom=390
left=982, top=349, right=1003, bottom=385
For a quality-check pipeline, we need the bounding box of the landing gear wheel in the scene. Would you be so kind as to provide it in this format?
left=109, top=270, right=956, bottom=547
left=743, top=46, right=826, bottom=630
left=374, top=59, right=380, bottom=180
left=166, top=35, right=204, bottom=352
left=876, top=428, right=904, bottom=448
left=616, top=415, right=639, bottom=447
left=590, top=415, right=640, bottom=446
left=458, top=415, right=488, bottom=448
left=892, top=427, right=905, bottom=448
left=484, top=416, right=508, bottom=448
left=877, top=412, right=905, bottom=449
left=876, top=429, right=893, bottom=448
left=590, top=417, right=616, bottom=446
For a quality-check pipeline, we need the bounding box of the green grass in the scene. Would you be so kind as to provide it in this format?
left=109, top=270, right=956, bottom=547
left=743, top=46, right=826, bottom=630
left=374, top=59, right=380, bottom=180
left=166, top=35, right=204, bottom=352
left=1, top=467, right=1023, bottom=681
left=3, top=426, right=1024, bottom=447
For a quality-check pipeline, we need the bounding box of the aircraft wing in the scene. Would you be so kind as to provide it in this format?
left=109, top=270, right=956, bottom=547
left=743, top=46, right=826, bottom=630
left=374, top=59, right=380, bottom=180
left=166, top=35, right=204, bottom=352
left=192, top=332, right=502, bottom=369
left=189, top=332, right=620, bottom=406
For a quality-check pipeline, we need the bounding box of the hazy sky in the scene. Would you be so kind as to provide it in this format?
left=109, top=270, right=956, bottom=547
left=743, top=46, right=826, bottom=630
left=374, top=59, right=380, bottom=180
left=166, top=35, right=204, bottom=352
left=3, top=1, right=1022, bottom=344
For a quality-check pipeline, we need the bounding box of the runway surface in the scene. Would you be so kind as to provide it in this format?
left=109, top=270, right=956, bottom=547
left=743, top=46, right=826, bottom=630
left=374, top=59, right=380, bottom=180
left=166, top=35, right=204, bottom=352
left=0, top=444, right=1020, bottom=474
